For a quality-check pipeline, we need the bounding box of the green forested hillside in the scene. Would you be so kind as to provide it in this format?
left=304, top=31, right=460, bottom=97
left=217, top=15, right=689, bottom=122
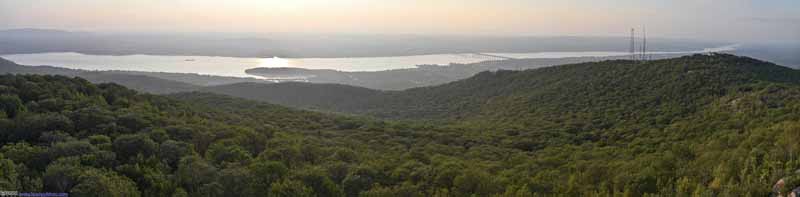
left=0, top=58, right=200, bottom=94
left=204, top=53, right=800, bottom=122
left=202, top=82, right=381, bottom=112
left=1, top=53, right=800, bottom=196
left=198, top=53, right=800, bottom=195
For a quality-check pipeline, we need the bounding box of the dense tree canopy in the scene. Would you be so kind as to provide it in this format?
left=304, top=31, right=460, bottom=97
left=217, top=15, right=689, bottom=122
left=0, top=54, right=799, bottom=196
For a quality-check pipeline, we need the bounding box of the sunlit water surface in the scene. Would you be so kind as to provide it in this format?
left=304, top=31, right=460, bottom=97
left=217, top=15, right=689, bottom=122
left=1, top=45, right=736, bottom=78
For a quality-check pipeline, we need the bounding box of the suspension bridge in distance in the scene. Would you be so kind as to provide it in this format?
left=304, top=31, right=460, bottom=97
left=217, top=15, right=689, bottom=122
left=457, top=53, right=517, bottom=60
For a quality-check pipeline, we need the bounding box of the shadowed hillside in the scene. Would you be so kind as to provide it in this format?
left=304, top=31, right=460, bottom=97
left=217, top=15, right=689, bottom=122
left=0, top=58, right=200, bottom=94
left=1, top=53, right=800, bottom=195
left=205, top=53, right=800, bottom=122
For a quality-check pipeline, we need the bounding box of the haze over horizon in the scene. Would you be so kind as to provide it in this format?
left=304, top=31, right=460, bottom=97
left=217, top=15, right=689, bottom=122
left=1, top=0, right=798, bottom=42
left=3, top=1, right=800, bottom=196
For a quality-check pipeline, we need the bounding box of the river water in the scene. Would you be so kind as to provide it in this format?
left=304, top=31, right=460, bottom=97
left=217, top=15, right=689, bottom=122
left=0, top=45, right=737, bottom=78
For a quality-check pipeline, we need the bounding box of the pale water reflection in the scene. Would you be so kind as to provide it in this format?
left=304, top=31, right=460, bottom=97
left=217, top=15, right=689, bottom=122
left=1, top=45, right=736, bottom=79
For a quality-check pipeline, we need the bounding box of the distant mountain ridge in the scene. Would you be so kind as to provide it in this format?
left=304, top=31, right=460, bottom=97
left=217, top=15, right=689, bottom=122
left=0, top=28, right=78, bottom=36
left=0, top=28, right=725, bottom=58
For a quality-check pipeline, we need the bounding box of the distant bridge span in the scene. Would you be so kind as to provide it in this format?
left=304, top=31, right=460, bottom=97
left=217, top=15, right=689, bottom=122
left=461, top=53, right=516, bottom=60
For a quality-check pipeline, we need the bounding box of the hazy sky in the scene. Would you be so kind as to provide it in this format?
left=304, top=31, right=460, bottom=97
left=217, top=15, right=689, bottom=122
left=1, top=0, right=798, bottom=42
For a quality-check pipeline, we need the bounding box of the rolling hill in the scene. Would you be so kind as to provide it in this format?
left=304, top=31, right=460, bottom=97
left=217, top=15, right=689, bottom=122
left=1, top=54, right=800, bottom=196
left=202, top=82, right=381, bottom=112
left=242, top=55, right=678, bottom=90
left=0, top=57, right=200, bottom=94
left=205, top=53, right=800, bottom=122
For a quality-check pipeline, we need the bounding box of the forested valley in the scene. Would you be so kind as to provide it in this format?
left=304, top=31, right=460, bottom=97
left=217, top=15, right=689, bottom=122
left=1, top=54, right=800, bottom=196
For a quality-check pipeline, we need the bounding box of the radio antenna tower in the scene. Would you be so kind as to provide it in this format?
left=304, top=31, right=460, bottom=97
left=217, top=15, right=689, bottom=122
left=630, top=28, right=636, bottom=61
left=641, top=26, right=647, bottom=61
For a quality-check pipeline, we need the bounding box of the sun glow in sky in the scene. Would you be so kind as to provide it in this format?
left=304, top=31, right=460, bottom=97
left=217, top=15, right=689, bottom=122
left=0, top=0, right=798, bottom=41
